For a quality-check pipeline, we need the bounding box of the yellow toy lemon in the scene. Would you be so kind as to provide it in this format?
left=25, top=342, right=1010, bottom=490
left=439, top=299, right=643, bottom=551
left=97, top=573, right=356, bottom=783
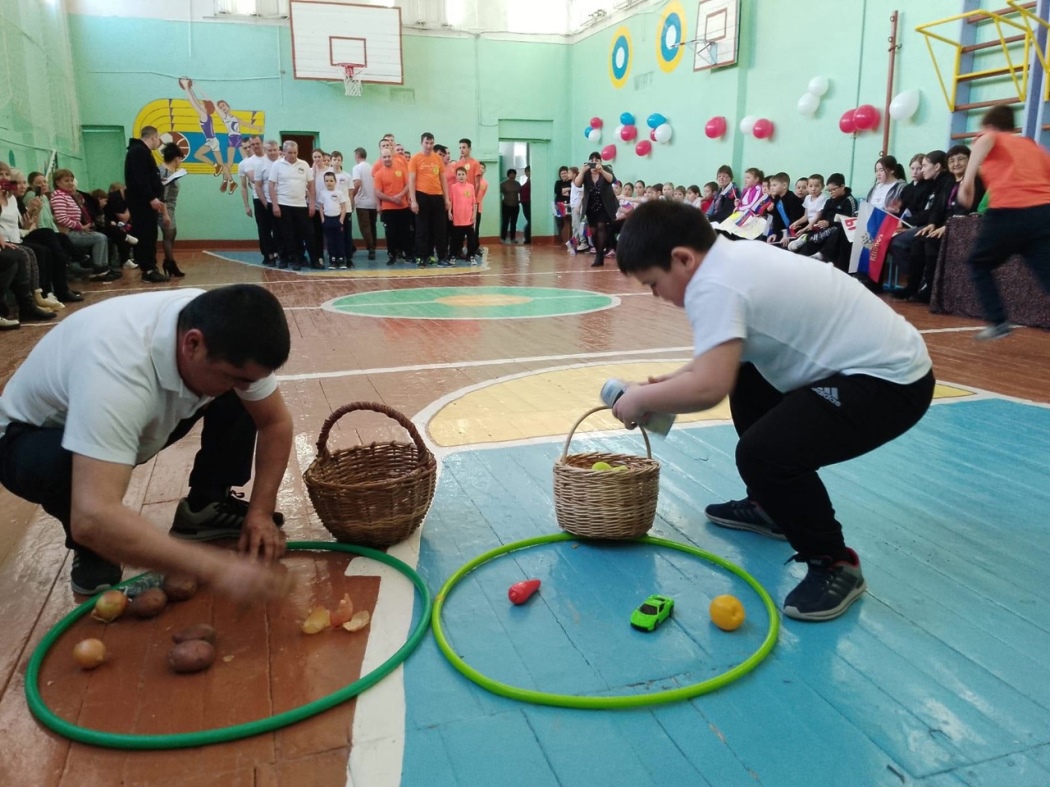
left=591, top=461, right=614, bottom=471
left=709, top=594, right=746, bottom=631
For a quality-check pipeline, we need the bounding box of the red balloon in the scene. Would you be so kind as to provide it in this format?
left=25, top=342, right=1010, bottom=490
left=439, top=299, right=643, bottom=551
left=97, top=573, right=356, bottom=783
left=752, top=118, right=775, bottom=140
left=589, top=116, right=603, bottom=129
left=600, top=144, right=617, bottom=161
left=635, top=140, right=652, bottom=156
left=650, top=129, right=658, bottom=142
left=839, top=109, right=857, bottom=134
left=853, top=104, right=880, bottom=131
left=705, top=116, right=727, bottom=139
left=620, top=124, right=638, bottom=141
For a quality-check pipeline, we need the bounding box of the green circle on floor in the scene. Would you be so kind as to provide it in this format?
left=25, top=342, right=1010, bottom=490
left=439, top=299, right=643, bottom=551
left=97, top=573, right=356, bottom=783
left=325, top=287, right=619, bottom=320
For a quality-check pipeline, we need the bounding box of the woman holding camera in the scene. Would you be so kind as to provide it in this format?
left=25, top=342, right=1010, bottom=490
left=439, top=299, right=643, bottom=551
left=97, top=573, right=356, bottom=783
left=573, top=152, right=618, bottom=267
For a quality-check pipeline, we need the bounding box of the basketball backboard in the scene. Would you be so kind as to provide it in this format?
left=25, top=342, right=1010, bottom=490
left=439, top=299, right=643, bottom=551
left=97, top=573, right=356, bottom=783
left=289, top=1, right=404, bottom=85
left=689, top=0, right=740, bottom=71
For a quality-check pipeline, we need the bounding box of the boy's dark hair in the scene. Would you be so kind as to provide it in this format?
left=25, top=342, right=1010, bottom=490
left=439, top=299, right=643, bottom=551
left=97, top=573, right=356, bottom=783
left=323, top=172, right=336, bottom=180
left=717, top=165, right=733, bottom=178
left=808, top=173, right=825, bottom=185
left=459, top=138, right=472, bottom=147
left=558, top=165, right=568, bottom=174
left=161, top=142, right=183, bottom=163
left=616, top=200, right=717, bottom=274
left=827, top=172, right=846, bottom=187
left=177, top=285, right=291, bottom=370
left=982, top=104, right=1014, bottom=131
left=421, top=132, right=434, bottom=142
left=946, top=144, right=971, bottom=159
left=354, top=147, right=367, bottom=159
left=771, top=172, right=790, bottom=185
left=507, top=169, right=517, bottom=176
left=434, top=144, right=448, bottom=155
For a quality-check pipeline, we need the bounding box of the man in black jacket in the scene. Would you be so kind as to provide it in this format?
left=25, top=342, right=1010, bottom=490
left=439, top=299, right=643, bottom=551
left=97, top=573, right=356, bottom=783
left=124, top=126, right=168, bottom=283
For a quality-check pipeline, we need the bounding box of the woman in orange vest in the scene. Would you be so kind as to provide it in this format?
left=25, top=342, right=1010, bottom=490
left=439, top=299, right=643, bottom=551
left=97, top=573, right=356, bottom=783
left=958, top=105, right=1050, bottom=340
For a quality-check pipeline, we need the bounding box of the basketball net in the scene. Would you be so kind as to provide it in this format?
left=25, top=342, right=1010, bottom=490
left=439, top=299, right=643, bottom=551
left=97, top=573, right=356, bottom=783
left=340, top=64, right=363, bottom=97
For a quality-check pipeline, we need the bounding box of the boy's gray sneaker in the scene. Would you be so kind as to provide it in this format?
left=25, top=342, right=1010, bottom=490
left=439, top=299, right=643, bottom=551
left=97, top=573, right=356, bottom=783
left=975, top=322, right=1013, bottom=341
left=704, top=498, right=787, bottom=540
left=783, top=549, right=866, bottom=621
left=170, top=492, right=285, bottom=541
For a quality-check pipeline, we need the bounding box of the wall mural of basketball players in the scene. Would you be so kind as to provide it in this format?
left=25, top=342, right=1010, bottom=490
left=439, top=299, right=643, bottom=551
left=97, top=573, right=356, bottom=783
left=130, top=80, right=266, bottom=194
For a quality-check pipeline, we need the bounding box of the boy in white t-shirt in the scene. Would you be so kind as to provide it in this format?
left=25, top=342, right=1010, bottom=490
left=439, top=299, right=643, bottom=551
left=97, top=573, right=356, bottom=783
left=610, top=200, right=935, bottom=623
left=790, top=173, right=829, bottom=238
left=319, top=172, right=349, bottom=269
left=330, top=151, right=356, bottom=261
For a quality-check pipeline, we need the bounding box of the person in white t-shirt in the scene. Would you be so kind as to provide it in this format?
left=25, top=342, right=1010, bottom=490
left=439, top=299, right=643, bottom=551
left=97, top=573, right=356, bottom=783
left=253, top=139, right=281, bottom=266
left=318, top=172, right=349, bottom=269
left=268, top=140, right=319, bottom=271
left=351, top=147, right=378, bottom=260
left=610, top=200, right=935, bottom=623
left=330, top=151, right=356, bottom=261
left=237, top=137, right=256, bottom=219
left=0, top=285, right=294, bottom=599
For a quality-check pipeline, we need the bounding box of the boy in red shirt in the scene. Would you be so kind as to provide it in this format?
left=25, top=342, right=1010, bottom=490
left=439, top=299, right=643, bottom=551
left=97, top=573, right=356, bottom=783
left=448, top=167, right=479, bottom=264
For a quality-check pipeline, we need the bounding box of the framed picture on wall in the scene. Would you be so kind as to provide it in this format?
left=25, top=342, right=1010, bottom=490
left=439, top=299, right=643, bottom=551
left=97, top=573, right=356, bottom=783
left=691, top=0, right=740, bottom=71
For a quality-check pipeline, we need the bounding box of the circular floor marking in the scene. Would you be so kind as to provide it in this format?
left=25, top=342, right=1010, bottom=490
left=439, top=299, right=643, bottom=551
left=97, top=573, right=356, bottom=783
left=324, top=286, right=618, bottom=320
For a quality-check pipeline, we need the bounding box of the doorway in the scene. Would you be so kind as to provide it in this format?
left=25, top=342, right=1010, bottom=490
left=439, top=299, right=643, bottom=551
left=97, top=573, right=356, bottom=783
left=81, top=126, right=127, bottom=191
left=280, top=132, right=318, bottom=162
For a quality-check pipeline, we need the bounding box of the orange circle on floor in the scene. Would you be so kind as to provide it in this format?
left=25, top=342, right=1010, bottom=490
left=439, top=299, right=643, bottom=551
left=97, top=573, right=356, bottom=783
left=434, top=294, right=533, bottom=307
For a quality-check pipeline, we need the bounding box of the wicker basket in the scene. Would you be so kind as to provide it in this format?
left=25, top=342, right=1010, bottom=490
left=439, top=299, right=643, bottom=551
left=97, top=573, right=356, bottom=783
left=303, top=402, right=437, bottom=548
left=553, top=406, right=660, bottom=539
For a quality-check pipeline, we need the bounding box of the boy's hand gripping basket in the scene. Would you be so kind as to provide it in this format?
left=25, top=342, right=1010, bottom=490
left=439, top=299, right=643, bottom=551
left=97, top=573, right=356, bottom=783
left=304, top=402, right=437, bottom=548
left=553, top=406, right=661, bottom=539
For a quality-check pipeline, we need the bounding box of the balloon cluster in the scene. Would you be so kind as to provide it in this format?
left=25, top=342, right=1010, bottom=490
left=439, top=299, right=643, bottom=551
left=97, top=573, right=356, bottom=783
left=739, top=115, right=775, bottom=140
left=839, top=104, right=881, bottom=135
left=797, top=75, right=829, bottom=117
left=594, top=112, right=674, bottom=158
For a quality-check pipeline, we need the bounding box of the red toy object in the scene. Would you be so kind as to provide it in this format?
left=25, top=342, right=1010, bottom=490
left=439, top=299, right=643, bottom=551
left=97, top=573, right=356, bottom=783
left=508, top=579, right=541, bottom=605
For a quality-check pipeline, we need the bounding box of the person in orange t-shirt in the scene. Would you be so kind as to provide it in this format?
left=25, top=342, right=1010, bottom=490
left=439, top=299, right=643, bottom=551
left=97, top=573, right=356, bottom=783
left=958, top=105, right=1050, bottom=340
left=448, top=167, right=478, bottom=264
left=373, top=148, right=411, bottom=264
left=475, top=162, right=489, bottom=245
left=408, top=132, right=449, bottom=265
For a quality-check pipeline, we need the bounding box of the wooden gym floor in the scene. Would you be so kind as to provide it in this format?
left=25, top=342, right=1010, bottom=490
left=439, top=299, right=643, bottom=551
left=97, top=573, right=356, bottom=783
left=1, top=243, right=1048, bottom=787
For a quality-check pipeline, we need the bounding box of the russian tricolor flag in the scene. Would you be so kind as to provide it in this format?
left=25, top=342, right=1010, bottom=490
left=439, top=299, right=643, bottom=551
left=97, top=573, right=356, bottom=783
left=848, top=203, right=901, bottom=282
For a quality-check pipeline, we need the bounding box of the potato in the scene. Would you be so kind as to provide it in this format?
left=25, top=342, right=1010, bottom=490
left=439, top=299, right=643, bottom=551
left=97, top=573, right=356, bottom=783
left=128, top=587, right=168, bottom=618
left=172, top=623, right=217, bottom=645
left=168, top=640, right=216, bottom=673
left=161, top=574, right=198, bottom=602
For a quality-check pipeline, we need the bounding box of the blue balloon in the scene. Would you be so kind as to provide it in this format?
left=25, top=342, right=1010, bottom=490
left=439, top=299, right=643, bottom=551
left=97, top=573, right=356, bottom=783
left=584, top=126, right=593, bottom=139
left=619, top=112, right=635, bottom=126
left=647, top=113, right=667, bottom=129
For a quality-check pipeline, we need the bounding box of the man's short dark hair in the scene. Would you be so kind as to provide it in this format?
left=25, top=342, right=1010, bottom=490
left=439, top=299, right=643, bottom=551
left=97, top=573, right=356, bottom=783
left=421, top=132, right=434, bottom=142
left=771, top=171, right=790, bottom=185
left=982, top=105, right=1014, bottom=131
left=616, top=200, right=716, bottom=274
left=141, top=126, right=158, bottom=139
left=459, top=138, right=472, bottom=147
left=827, top=172, right=846, bottom=188
left=177, top=285, right=290, bottom=370
left=354, top=147, right=367, bottom=159
left=434, top=144, right=448, bottom=155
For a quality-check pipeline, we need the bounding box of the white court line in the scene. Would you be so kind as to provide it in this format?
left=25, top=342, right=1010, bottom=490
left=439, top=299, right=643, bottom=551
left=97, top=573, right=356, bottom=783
left=277, top=346, right=694, bottom=382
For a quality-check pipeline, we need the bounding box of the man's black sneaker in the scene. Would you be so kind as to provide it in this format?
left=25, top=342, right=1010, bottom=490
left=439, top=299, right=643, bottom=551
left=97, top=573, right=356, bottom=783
left=783, top=548, right=866, bottom=621
left=170, top=491, right=285, bottom=541
left=704, top=498, right=787, bottom=540
left=71, top=549, right=123, bottom=595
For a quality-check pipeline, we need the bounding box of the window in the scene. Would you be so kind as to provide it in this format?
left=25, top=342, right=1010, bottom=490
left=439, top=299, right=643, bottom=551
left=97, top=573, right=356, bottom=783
left=215, top=0, right=288, bottom=17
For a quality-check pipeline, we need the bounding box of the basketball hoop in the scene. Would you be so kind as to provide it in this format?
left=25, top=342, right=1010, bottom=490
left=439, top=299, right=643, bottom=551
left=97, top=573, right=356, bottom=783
left=678, top=38, right=718, bottom=66
left=338, top=63, right=363, bottom=97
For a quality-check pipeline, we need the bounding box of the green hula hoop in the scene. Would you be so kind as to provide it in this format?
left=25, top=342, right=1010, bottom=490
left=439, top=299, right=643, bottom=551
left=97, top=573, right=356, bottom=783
left=432, top=533, right=779, bottom=709
left=25, top=541, right=432, bottom=750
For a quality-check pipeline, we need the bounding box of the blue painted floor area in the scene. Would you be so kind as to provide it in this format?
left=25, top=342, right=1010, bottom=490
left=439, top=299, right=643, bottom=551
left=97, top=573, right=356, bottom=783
left=403, top=398, right=1050, bottom=787
left=206, top=249, right=482, bottom=272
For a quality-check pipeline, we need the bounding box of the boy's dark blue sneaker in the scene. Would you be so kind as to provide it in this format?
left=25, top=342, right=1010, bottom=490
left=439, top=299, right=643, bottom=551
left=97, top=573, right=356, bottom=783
left=704, top=498, right=787, bottom=540
left=71, top=549, right=123, bottom=595
left=783, top=549, right=866, bottom=621
left=170, top=491, right=285, bottom=541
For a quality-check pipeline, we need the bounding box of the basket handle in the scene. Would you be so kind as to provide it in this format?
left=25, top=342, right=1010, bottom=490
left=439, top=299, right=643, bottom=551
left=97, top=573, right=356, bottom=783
left=560, top=405, right=652, bottom=461
left=316, top=401, right=431, bottom=466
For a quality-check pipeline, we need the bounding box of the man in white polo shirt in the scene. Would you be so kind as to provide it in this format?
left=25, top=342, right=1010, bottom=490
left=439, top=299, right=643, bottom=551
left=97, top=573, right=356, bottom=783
left=351, top=147, right=377, bottom=260
left=0, top=285, right=293, bottom=599
left=268, top=140, right=319, bottom=271
left=254, top=139, right=282, bottom=267
left=610, top=200, right=935, bottom=623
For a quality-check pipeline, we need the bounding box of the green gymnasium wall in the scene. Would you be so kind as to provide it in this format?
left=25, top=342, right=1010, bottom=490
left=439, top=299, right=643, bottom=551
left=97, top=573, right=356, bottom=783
left=0, top=0, right=83, bottom=177
left=568, top=0, right=966, bottom=193
left=67, top=15, right=571, bottom=242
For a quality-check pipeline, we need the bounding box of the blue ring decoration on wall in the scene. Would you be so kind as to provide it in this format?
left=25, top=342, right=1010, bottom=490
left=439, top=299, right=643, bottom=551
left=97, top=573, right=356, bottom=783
left=656, top=1, right=686, bottom=73
left=609, top=26, right=632, bottom=89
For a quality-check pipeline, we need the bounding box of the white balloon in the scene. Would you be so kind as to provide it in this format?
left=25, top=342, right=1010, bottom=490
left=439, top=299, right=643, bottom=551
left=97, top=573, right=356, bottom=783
left=587, top=127, right=602, bottom=143
left=797, top=92, right=820, bottom=116
left=808, top=76, right=830, bottom=96
left=653, top=123, right=673, bottom=144
left=739, top=115, right=758, bottom=135
left=889, top=88, right=921, bottom=121
left=614, top=124, right=624, bottom=142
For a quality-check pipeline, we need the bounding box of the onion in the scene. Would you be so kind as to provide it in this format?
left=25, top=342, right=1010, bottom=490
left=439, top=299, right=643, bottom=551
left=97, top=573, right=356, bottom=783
left=91, top=590, right=128, bottom=623
left=342, top=610, right=371, bottom=632
left=73, top=638, right=107, bottom=670
left=301, top=607, right=331, bottom=634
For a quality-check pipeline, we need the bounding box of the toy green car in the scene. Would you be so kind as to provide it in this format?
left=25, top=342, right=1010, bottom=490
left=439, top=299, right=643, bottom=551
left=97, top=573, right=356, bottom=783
left=630, top=594, right=675, bottom=632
